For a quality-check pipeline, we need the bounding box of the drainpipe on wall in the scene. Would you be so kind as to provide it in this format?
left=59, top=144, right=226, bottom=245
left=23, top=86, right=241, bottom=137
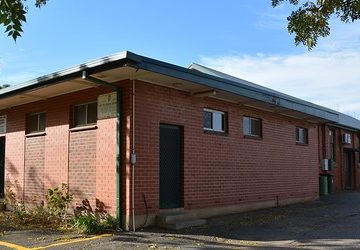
left=81, top=71, right=123, bottom=230
left=131, top=79, right=137, bottom=232
left=116, top=87, right=123, bottom=231
left=322, top=124, right=326, bottom=160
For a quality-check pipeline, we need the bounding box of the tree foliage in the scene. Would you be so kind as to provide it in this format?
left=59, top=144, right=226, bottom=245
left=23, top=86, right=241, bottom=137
left=0, top=0, right=48, bottom=41
left=272, top=0, right=360, bottom=49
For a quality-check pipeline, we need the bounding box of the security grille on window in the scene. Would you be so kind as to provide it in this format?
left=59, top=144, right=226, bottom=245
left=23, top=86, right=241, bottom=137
left=0, top=115, right=6, bottom=134
left=26, top=112, right=46, bottom=134
left=243, top=116, right=262, bottom=137
left=296, top=127, right=308, bottom=144
left=74, top=102, right=97, bottom=127
left=203, top=108, right=225, bottom=132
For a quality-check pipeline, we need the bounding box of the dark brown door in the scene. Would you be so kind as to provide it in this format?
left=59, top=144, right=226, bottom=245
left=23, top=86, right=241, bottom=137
left=0, top=137, right=5, bottom=198
left=344, top=151, right=353, bottom=189
left=159, top=124, right=183, bottom=209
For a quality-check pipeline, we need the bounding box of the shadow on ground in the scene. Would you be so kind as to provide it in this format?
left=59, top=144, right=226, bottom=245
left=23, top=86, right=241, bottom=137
left=110, top=191, right=360, bottom=249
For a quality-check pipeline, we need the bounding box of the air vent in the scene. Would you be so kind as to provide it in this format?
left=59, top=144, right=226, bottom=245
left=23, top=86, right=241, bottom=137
left=0, top=115, right=6, bottom=134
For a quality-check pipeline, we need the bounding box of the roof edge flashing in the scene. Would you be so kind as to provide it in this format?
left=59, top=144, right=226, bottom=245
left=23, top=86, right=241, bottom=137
left=0, top=51, right=133, bottom=99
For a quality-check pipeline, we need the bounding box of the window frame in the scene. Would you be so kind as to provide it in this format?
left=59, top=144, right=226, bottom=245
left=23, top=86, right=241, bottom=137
left=296, top=127, right=308, bottom=145
left=26, top=112, right=46, bottom=134
left=243, top=116, right=262, bottom=138
left=72, top=101, right=98, bottom=128
left=203, top=108, right=226, bottom=133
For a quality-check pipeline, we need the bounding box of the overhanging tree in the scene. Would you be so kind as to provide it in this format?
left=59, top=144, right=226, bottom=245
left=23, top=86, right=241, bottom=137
left=272, top=0, right=360, bottom=49
left=0, top=0, right=48, bottom=40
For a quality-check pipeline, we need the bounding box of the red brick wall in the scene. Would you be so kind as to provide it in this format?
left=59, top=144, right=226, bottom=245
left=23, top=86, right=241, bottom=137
left=3, top=109, right=25, bottom=200
left=96, top=117, right=117, bottom=213
left=24, top=136, right=45, bottom=206
left=1, top=86, right=117, bottom=214
left=0, top=78, right=325, bottom=223
left=131, top=81, right=319, bottom=216
left=69, top=129, right=97, bottom=207
left=320, top=126, right=360, bottom=191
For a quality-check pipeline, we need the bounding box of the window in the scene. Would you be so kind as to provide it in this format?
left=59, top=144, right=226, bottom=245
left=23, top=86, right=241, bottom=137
left=73, top=102, right=97, bottom=127
left=329, top=129, right=335, bottom=160
left=243, top=116, right=262, bottom=137
left=296, top=127, right=308, bottom=144
left=26, top=112, right=46, bottom=134
left=203, top=108, right=225, bottom=132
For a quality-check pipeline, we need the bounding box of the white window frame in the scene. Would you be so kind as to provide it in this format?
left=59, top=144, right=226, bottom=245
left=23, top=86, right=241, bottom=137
left=296, top=127, right=308, bottom=144
left=243, top=116, right=262, bottom=137
left=203, top=108, right=225, bottom=133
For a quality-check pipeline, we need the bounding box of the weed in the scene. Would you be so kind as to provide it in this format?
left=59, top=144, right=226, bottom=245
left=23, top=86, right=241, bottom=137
left=72, top=199, right=116, bottom=233
left=46, top=183, right=73, bottom=223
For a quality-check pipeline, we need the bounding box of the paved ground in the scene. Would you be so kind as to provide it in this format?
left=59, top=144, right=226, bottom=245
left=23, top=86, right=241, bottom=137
left=2, top=191, right=360, bottom=249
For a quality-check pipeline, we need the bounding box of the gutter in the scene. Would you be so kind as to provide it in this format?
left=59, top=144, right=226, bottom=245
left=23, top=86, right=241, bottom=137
left=125, top=52, right=340, bottom=123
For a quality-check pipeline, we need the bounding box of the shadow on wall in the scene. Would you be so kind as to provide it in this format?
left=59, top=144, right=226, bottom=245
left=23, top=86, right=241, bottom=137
left=4, top=164, right=109, bottom=215
left=75, top=198, right=111, bottom=216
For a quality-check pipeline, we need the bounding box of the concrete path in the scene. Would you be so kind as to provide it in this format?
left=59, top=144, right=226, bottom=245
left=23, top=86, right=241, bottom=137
left=1, top=191, right=360, bottom=249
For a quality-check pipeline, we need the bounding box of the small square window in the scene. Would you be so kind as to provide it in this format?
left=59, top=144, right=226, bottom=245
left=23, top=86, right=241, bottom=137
left=73, top=102, right=97, bottom=127
left=26, top=112, right=46, bottom=134
left=243, top=116, right=262, bottom=137
left=296, top=127, right=308, bottom=144
left=203, top=108, right=225, bottom=133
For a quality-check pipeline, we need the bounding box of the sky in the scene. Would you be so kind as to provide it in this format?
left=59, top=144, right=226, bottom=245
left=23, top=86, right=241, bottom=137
left=1, top=0, right=360, bottom=117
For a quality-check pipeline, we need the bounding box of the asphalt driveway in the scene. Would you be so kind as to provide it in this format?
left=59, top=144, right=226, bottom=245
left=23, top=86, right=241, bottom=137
left=2, top=191, right=360, bottom=249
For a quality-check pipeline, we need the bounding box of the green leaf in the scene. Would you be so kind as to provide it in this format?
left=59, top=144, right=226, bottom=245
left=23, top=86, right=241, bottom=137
left=5, top=25, right=12, bottom=32
left=4, top=18, right=11, bottom=26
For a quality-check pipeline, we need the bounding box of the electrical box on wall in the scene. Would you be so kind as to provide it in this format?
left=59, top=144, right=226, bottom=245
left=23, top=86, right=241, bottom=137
left=342, top=133, right=352, bottom=144
left=322, top=159, right=329, bottom=171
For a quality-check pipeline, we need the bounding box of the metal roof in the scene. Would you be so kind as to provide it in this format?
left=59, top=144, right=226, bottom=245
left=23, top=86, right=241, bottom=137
left=0, top=50, right=359, bottom=130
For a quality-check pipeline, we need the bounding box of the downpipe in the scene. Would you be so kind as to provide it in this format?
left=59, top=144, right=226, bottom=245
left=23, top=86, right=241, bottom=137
left=131, top=79, right=136, bottom=232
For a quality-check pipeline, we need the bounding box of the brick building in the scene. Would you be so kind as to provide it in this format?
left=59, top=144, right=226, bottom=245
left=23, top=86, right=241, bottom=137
left=0, top=51, right=359, bottom=230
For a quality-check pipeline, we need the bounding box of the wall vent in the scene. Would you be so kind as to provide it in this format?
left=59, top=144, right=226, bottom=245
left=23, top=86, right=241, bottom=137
left=0, top=115, right=6, bottom=134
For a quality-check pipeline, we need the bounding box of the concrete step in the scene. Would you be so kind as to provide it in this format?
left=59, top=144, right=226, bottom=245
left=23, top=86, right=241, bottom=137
left=157, top=211, right=206, bottom=230
left=157, top=211, right=197, bottom=224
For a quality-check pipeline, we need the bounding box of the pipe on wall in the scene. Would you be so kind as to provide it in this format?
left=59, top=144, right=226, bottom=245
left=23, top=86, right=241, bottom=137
left=131, top=79, right=136, bottom=232
left=81, top=71, right=123, bottom=230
